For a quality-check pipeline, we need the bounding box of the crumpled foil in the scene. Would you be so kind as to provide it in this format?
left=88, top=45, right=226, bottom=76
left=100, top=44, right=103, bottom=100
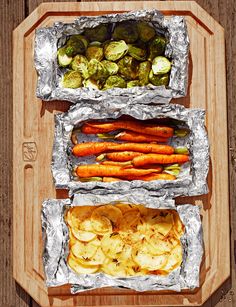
left=34, top=9, right=189, bottom=104
left=41, top=191, right=203, bottom=293
left=52, top=102, right=209, bottom=197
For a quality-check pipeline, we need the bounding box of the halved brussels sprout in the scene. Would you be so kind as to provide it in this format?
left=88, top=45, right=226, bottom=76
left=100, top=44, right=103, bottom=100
left=152, top=56, right=171, bottom=75
left=67, top=35, right=89, bottom=49
left=65, top=37, right=86, bottom=57
left=117, top=56, right=139, bottom=80
left=104, top=40, right=128, bottom=61
left=148, top=36, right=166, bottom=61
left=127, top=80, right=140, bottom=88
left=83, top=78, right=100, bottom=90
left=101, top=60, right=119, bottom=75
left=149, top=70, right=169, bottom=86
left=84, top=24, right=109, bottom=42
left=112, top=22, right=139, bottom=43
left=128, top=44, right=147, bottom=61
left=62, top=70, right=83, bottom=88
left=57, top=47, right=73, bottom=67
left=138, top=61, right=151, bottom=86
left=71, top=55, right=89, bottom=79
left=86, top=45, right=104, bottom=61
left=137, top=22, right=156, bottom=42
left=87, top=59, right=109, bottom=81
left=103, top=75, right=126, bottom=90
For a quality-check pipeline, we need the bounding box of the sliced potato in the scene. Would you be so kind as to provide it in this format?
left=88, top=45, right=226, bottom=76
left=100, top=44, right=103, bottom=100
left=71, top=238, right=100, bottom=260
left=101, top=258, right=128, bottom=277
left=80, top=219, right=95, bottom=232
left=119, top=230, right=144, bottom=245
left=91, top=205, right=122, bottom=233
left=91, top=214, right=112, bottom=234
left=145, top=237, right=172, bottom=255
left=78, top=247, right=106, bottom=266
left=71, top=228, right=97, bottom=242
left=101, top=233, right=124, bottom=259
left=114, top=203, right=133, bottom=213
left=161, top=244, right=183, bottom=272
left=67, top=206, right=94, bottom=229
left=67, top=252, right=99, bottom=274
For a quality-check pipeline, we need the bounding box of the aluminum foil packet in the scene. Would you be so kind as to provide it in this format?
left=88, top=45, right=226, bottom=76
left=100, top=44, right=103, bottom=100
left=52, top=102, right=209, bottom=197
left=41, top=191, right=203, bottom=293
left=34, top=9, right=189, bottom=104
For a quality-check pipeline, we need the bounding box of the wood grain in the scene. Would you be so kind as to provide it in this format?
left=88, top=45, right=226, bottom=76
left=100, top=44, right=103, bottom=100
left=0, top=0, right=235, bottom=306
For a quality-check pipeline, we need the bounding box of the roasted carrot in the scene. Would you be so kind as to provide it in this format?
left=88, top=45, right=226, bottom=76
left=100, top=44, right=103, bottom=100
left=72, top=142, right=174, bottom=157
left=103, top=173, right=175, bottom=181
left=132, top=154, right=190, bottom=167
left=76, top=164, right=161, bottom=178
left=101, top=161, right=132, bottom=167
left=105, top=151, right=144, bottom=162
left=83, top=120, right=174, bottom=137
left=114, top=131, right=169, bottom=143
left=81, top=125, right=105, bottom=134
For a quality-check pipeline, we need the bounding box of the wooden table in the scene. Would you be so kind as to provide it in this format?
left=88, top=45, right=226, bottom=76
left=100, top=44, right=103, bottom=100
left=0, top=0, right=235, bottom=306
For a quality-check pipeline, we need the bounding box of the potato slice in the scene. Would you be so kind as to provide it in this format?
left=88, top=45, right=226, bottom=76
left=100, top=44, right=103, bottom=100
left=114, top=203, right=133, bottom=213
left=101, top=258, right=128, bottom=277
left=78, top=247, right=106, bottom=266
left=71, top=228, right=96, bottom=242
left=79, top=219, right=94, bottom=232
left=145, top=237, right=172, bottom=255
left=132, top=244, right=168, bottom=270
left=91, top=205, right=122, bottom=233
left=119, top=230, right=145, bottom=245
left=66, top=206, right=95, bottom=229
left=119, top=208, right=140, bottom=230
left=161, top=244, right=183, bottom=272
left=71, top=238, right=100, bottom=260
left=68, top=252, right=99, bottom=274
left=101, top=233, right=124, bottom=259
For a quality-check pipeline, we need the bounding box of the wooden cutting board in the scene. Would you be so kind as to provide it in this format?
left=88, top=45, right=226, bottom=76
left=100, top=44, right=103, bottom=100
left=13, top=1, right=229, bottom=306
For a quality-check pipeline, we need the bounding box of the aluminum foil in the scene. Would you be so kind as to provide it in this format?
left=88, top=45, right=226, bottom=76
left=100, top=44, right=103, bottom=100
left=52, top=102, right=209, bottom=197
left=41, top=191, right=203, bottom=293
left=34, top=9, right=189, bottom=104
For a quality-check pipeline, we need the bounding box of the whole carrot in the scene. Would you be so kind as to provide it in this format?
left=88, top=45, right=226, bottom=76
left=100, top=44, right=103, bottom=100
left=83, top=120, right=174, bottom=137
left=101, top=161, right=132, bottom=167
left=105, top=151, right=144, bottom=162
left=132, top=154, right=190, bottom=167
left=114, top=131, right=169, bottom=143
left=76, top=164, right=161, bottom=178
left=72, top=142, right=174, bottom=157
left=103, top=173, right=175, bottom=181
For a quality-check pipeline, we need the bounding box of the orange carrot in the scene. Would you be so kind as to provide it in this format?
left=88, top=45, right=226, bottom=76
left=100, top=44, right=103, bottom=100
left=132, top=154, right=190, bottom=167
left=101, top=161, right=132, bottom=167
left=81, top=125, right=105, bottom=134
left=105, top=151, right=144, bottom=162
left=115, top=131, right=169, bottom=143
left=83, top=120, right=174, bottom=137
left=72, top=142, right=174, bottom=157
left=103, top=173, right=175, bottom=181
left=76, top=164, right=161, bottom=178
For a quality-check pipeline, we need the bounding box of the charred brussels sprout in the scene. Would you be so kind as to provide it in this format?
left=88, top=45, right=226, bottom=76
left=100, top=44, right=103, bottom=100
left=83, top=78, right=100, bottom=90
left=148, top=36, right=166, bottom=61
left=103, top=75, right=126, bottom=90
left=137, top=22, right=156, bottom=42
left=86, top=45, right=104, bottom=61
left=138, top=61, right=151, bottom=86
left=65, top=36, right=87, bottom=57
left=62, top=70, right=83, bottom=88
left=128, top=44, right=147, bottom=61
left=127, top=80, right=140, bottom=88
left=101, top=60, right=119, bottom=75
left=112, top=22, right=139, bottom=43
left=71, top=55, right=89, bottom=79
left=149, top=70, right=169, bottom=86
left=87, top=59, right=109, bottom=81
left=117, top=56, right=139, bottom=80
left=104, top=40, right=128, bottom=61
left=152, top=56, right=171, bottom=75
left=57, top=47, right=73, bottom=67
left=84, top=24, right=109, bottom=42
left=67, top=35, right=89, bottom=48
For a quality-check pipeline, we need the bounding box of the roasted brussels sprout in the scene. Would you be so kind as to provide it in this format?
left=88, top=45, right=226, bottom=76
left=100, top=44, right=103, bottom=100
left=86, top=45, right=104, bottom=61
left=83, top=78, right=100, bottom=90
left=117, top=56, right=139, bottom=80
left=128, top=44, right=147, bottom=61
left=152, top=56, right=171, bottom=75
left=101, top=60, right=119, bottom=75
left=103, top=75, right=126, bottom=90
left=127, top=80, right=140, bottom=88
left=112, top=22, right=139, bottom=43
left=138, top=61, right=151, bottom=86
left=57, top=47, right=73, bottom=67
left=67, top=35, right=89, bottom=48
left=62, top=70, right=83, bottom=88
left=137, top=22, right=156, bottom=42
left=84, top=24, right=109, bottom=42
left=148, top=36, right=166, bottom=61
left=65, top=36, right=87, bottom=57
left=71, top=55, right=89, bottom=79
left=149, top=70, right=169, bottom=86
left=104, top=40, right=128, bottom=61
left=87, top=59, right=109, bottom=81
